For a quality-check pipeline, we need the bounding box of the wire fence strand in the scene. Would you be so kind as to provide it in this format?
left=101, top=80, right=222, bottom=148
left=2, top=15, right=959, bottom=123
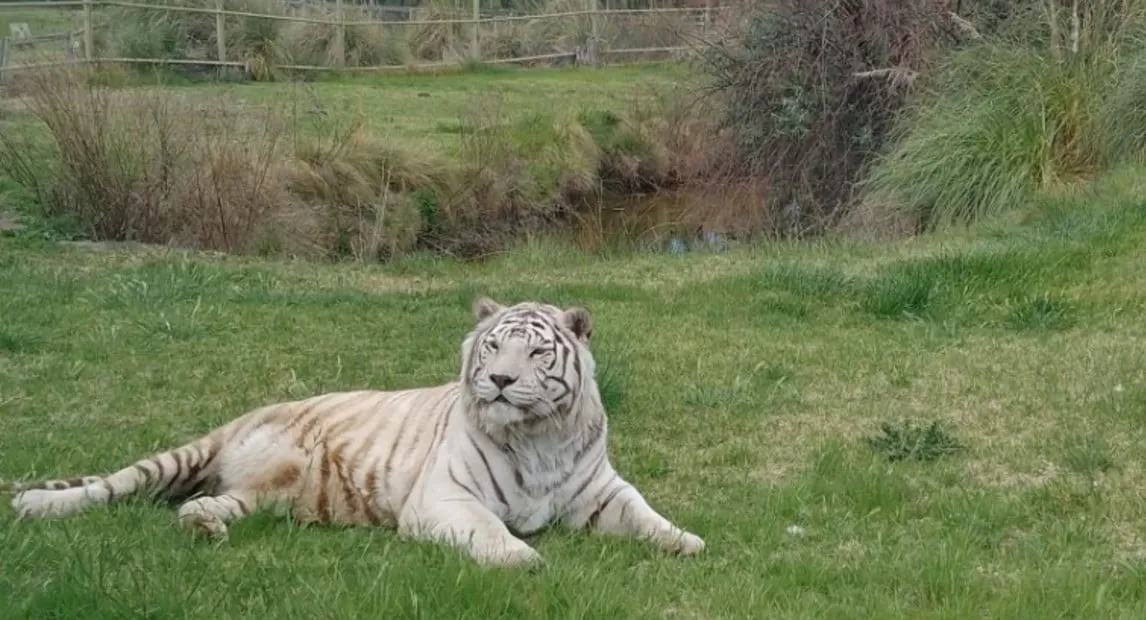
left=0, top=0, right=737, bottom=75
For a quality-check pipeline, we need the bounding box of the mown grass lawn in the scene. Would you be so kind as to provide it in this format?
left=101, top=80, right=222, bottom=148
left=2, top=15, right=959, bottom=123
left=4, top=168, right=1146, bottom=617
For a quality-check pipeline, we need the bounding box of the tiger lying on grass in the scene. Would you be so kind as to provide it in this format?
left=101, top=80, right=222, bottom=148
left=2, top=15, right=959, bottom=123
left=7, top=297, right=705, bottom=567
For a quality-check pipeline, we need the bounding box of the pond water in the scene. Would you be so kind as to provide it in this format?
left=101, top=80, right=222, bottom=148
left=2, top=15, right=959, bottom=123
left=570, top=184, right=769, bottom=252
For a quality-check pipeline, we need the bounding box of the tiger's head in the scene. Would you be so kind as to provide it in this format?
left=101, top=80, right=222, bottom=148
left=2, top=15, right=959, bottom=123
left=460, top=296, right=598, bottom=429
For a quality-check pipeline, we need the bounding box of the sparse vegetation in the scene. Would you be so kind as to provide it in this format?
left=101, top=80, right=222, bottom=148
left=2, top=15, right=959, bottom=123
left=76, top=0, right=697, bottom=77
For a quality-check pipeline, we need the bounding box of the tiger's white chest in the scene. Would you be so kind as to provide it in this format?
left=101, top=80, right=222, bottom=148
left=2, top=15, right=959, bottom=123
left=500, top=436, right=584, bottom=535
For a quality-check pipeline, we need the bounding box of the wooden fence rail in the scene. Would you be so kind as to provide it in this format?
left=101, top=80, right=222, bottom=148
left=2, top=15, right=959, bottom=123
left=0, top=0, right=732, bottom=74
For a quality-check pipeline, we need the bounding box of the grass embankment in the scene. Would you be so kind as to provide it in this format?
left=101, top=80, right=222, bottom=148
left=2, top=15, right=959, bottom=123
left=0, top=63, right=706, bottom=259
left=3, top=167, right=1146, bottom=617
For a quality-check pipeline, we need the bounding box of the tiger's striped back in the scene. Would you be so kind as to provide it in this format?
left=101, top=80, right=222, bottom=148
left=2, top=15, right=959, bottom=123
left=225, top=386, right=462, bottom=525
left=10, top=385, right=461, bottom=526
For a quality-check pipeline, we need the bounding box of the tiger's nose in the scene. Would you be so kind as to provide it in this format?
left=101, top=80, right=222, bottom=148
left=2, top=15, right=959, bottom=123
left=489, top=374, right=517, bottom=390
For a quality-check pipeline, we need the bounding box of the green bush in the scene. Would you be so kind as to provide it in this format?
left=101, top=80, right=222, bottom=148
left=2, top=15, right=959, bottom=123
left=862, top=1, right=1146, bottom=230
left=108, top=0, right=285, bottom=78
left=863, top=45, right=1110, bottom=230
left=110, top=11, right=185, bottom=60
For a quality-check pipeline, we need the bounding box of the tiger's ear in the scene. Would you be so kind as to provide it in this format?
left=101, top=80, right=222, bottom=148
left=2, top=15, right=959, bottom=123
left=472, top=296, right=503, bottom=323
left=562, top=306, right=593, bottom=343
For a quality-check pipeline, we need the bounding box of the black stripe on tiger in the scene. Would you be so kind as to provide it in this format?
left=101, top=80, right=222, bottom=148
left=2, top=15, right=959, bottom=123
left=448, top=466, right=482, bottom=500
left=586, top=474, right=622, bottom=528
left=462, top=458, right=487, bottom=504
left=568, top=455, right=607, bottom=509
left=468, top=435, right=508, bottom=507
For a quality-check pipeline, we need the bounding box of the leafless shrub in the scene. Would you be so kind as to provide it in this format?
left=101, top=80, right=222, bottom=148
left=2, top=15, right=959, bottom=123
left=696, top=0, right=964, bottom=236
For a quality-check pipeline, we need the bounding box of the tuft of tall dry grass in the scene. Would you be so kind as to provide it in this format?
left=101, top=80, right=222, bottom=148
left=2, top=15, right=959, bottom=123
left=278, top=20, right=411, bottom=68
left=479, top=0, right=593, bottom=61
left=0, top=65, right=456, bottom=260
left=0, top=65, right=289, bottom=252
left=281, top=122, right=451, bottom=260
left=407, top=6, right=469, bottom=62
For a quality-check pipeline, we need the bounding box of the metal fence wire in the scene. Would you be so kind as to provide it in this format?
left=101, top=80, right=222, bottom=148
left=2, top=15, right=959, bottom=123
left=0, top=0, right=736, bottom=75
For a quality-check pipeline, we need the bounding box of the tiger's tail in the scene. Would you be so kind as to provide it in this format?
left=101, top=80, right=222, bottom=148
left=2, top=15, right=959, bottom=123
left=9, top=433, right=223, bottom=519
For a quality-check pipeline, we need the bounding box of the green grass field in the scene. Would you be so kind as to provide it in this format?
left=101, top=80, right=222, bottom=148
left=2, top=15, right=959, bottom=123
left=0, top=8, right=80, bottom=37
left=4, top=160, right=1146, bottom=617
left=236, top=64, right=691, bottom=152
left=51, top=63, right=687, bottom=155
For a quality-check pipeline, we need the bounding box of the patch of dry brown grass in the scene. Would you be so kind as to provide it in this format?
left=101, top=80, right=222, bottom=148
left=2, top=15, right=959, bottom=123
left=279, top=122, right=451, bottom=260
left=0, top=65, right=460, bottom=260
left=0, top=66, right=290, bottom=253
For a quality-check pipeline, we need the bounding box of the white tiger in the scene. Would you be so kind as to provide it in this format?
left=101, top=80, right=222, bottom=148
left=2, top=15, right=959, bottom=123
left=8, top=296, right=705, bottom=567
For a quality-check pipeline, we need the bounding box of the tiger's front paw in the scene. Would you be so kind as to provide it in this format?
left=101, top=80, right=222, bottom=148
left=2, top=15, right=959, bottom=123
left=673, top=531, right=706, bottom=555
left=655, top=529, right=705, bottom=556
left=11, top=486, right=105, bottom=519
left=476, top=541, right=546, bottom=570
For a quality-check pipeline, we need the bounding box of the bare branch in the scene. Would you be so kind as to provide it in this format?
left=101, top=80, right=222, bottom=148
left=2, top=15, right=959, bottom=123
left=1070, top=0, right=1080, bottom=55
left=1046, top=0, right=1063, bottom=60
left=947, top=11, right=981, bottom=39
left=853, top=67, right=918, bottom=87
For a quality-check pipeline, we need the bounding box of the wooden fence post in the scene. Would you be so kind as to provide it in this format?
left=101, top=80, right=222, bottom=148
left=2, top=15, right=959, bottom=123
left=580, top=0, right=599, bottom=66
left=334, top=0, right=346, bottom=67
left=471, top=0, right=480, bottom=61
left=0, top=38, right=8, bottom=85
left=215, top=0, right=226, bottom=63
left=82, top=0, right=93, bottom=61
